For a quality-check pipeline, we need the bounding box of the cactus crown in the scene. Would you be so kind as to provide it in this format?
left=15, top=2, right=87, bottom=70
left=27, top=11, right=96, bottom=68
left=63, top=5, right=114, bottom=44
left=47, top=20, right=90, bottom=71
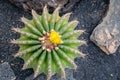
left=11, top=6, right=86, bottom=80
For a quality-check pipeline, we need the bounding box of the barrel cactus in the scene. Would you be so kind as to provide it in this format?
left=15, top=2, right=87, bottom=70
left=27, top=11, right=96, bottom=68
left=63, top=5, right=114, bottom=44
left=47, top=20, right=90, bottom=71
left=11, top=6, right=86, bottom=80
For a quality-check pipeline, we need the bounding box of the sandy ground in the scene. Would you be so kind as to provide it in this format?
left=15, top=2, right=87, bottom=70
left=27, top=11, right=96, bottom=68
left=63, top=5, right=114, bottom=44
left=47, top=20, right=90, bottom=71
left=0, top=0, right=120, bottom=80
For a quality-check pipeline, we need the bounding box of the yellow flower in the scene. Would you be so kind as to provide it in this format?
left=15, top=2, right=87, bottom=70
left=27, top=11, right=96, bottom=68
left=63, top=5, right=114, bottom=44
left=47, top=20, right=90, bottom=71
left=49, top=30, right=63, bottom=44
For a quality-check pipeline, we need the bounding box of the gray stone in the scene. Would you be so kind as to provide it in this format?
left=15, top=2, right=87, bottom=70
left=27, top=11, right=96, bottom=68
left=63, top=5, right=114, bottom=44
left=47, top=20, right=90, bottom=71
left=0, top=62, right=16, bottom=80
left=90, top=0, right=120, bottom=55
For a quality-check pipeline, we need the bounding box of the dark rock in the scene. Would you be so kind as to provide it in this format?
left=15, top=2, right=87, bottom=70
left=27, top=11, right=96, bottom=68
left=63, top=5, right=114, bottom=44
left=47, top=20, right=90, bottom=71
left=52, top=69, right=76, bottom=80
left=9, top=0, right=80, bottom=14
left=25, top=69, right=75, bottom=80
left=25, top=74, right=34, bottom=80
left=90, top=0, right=120, bottom=55
left=0, top=62, right=16, bottom=80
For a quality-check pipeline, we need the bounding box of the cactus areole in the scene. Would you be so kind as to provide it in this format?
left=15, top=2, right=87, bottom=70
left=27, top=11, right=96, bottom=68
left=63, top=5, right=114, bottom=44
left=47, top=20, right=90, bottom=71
left=11, top=6, right=86, bottom=80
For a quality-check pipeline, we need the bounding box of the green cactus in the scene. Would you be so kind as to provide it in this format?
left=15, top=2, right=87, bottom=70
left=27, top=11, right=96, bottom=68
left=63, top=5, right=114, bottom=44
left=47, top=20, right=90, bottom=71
left=11, top=6, right=86, bottom=80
